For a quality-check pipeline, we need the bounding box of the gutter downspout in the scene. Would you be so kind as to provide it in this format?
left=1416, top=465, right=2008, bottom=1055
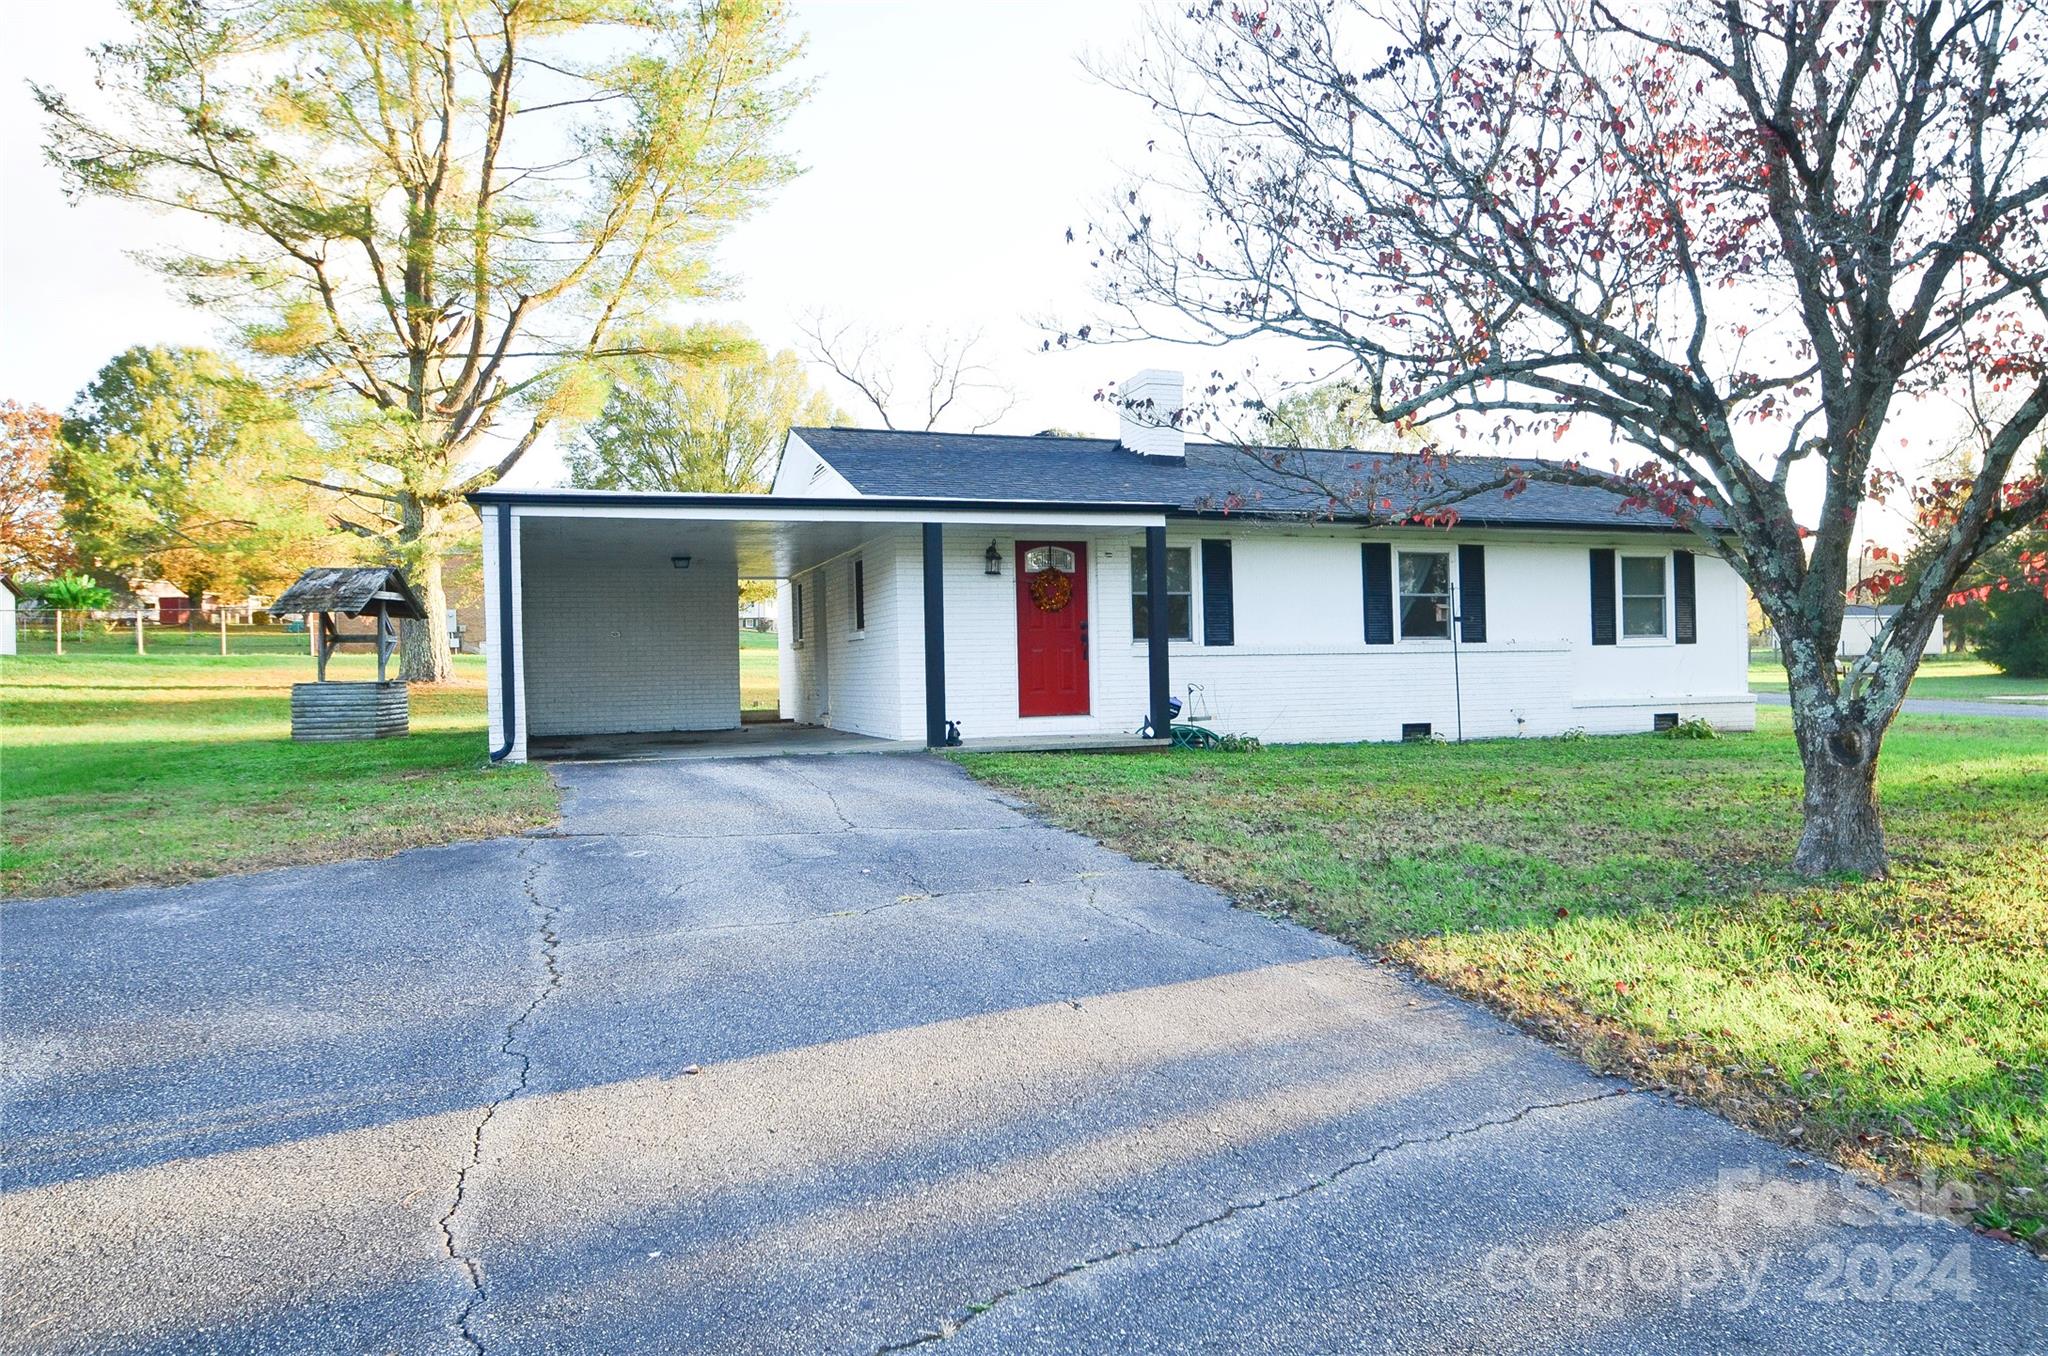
left=489, top=503, right=517, bottom=763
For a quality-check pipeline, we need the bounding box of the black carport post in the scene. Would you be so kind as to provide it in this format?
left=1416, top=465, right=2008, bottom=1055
left=1146, top=524, right=1171, bottom=739
left=923, top=522, right=947, bottom=747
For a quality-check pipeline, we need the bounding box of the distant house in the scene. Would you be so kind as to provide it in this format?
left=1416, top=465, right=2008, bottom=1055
left=467, top=369, right=1755, bottom=762
left=125, top=580, right=268, bottom=624
left=1, top=577, right=19, bottom=656
left=130, top=580, right=190, bottom=623
left=1839, top=604, right=1942, bottom=659
left=207, top=594, right=269, bottom=624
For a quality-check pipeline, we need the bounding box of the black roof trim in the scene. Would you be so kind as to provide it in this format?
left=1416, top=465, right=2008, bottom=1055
left=1166, top=507, right=1710, bottom=535
left=466, top=489, right=1176, bottom=514
left=467, top=487, right=1713, bottom=535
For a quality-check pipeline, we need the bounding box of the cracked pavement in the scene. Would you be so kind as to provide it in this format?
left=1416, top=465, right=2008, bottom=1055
left=3, top=754, right=2042, bottom=1354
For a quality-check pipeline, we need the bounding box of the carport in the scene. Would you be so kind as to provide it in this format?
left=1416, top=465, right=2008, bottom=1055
left=468, top=489, right=1175, bottom=763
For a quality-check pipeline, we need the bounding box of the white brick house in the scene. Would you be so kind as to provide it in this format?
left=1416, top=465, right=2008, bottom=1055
left=470, top=373, right=1753, bottom=761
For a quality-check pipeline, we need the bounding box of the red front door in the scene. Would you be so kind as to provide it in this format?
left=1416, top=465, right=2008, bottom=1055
left=1016, top=541, right=1090, bottom=717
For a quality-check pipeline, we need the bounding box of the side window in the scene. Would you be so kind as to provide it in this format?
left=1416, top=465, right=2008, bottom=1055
left=1131, top=544, right=1193, bottom=641
left=1396, top=549, right=1452, bottom=639
left=793, top=581, right=805, bottom=643
left=1620, top=556, right=1668, bottom=638
left=853, top=558, right=866, bottom=632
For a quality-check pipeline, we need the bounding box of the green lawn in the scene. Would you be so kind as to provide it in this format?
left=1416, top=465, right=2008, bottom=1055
left=741, top=628, right=779, bottom=712
left=1750, top=651, right=2048, bottom=703
left=1, top=650, right=556, bottom=898
left=959, top=711, right=2048, bottom=1245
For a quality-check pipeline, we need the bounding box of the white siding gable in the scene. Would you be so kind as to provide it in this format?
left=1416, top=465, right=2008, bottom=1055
left=770, top=433, right=861, bottom=499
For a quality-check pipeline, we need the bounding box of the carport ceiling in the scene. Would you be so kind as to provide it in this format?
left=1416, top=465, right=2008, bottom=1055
left=519, top=514, right=915, bottom=579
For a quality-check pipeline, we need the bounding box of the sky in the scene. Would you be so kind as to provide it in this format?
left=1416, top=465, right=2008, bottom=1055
left=0, top=0, right=1965, bottom=549
left=0, top=0, right=1185, bottom=488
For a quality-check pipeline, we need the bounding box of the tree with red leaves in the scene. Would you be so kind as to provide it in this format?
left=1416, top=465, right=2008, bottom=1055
left=0, top=402, right=76, bottom=578
left=1078, top=0, right=2048, bottom=876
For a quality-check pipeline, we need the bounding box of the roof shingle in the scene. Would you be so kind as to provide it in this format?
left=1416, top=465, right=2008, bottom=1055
left=270, top=567, right=427, bottom=619
left=791, top=428, right=1713, bottom=532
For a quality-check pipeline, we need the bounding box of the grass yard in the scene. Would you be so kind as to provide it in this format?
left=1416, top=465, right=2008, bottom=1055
left=959, top=710, right=2048, bottom=1245
left=741, top=628, right=780, bottom=713
left=1, top=650, right=556, bottom=899
left=1750, top=651, right=2048, bottom=703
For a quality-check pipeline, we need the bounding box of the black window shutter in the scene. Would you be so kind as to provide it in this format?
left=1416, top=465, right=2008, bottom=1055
left=1458, top=544, right=1487, bottom=643
left=1673, top=550, right=1698, bottom=645
left=1200, top=539, right=1234, bottom=646
left=1589, top=548, right=1617, bottom=646
left=1362, top=543, right=1394, bottom=644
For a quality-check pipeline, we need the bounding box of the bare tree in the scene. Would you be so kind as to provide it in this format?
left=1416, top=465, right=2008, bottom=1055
left=798, top=313, right=1015, bottom=432
left=1075, top=0, right=2048, bottom=876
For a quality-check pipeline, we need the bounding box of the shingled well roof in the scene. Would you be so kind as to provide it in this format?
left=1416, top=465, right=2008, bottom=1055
left=271, top=566, right=427, bottom=619
left=792, top=427, right=1717, bottom=532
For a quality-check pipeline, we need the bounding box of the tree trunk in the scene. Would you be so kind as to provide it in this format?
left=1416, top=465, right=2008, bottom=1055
left=1789, top=704, right=1888, bottom=877
left=398, top=495, right=453, bottom=683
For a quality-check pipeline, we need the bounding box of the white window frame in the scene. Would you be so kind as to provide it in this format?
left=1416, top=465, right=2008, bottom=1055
left=791, top=580, right=806, bottom=648
left=1395, top=547, right=1455, bottom=643
left=1618, top=552, right=1671, bottom=644
left=1130, top=543, right=1195, bottom=644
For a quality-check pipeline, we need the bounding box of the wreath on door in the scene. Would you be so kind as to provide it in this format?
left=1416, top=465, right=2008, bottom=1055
left=1029, top=568, right=1074, bottom=613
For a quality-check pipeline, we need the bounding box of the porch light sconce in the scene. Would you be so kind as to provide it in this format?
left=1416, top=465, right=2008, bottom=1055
left=984, top=540, right=1002, bottom=576
left=671, top=555, right=692, bottom=570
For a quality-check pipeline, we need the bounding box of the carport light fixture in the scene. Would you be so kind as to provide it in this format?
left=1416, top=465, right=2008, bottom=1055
left=984, top=540, right=1001, bottom=576
left=671, top=554, right=692, bottom=570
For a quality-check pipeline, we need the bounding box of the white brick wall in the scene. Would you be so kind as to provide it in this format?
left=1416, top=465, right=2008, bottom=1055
left=782, top=530, right=923, bottom=739
left=519, top=539, right=739, bottom=738
left=910, top=522, right=1754, bottom=744
left=783, top=574, right=821, bottom=724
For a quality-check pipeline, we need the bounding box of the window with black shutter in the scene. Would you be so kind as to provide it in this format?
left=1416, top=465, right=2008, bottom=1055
left=852, top=558, right=865, bottom=632
left=1589, top=548, right=1617, bottom=645
left=1396, top=550, right=1453, bottom=638
left=1131, top=545, right=1192, bottom=641
left=1673, top=550, right=1698, bottom=644
left=1458, top=544, right=1487, bottom=643
left=1201, top=540, right=1234, bottom=646
left=1362, top=543, right=1394, bottom=644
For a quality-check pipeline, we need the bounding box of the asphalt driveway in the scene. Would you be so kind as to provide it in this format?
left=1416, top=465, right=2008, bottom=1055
left=3, top=754, right=2042, bottom=1354
left=1755, top=691, right=2048, bottom=719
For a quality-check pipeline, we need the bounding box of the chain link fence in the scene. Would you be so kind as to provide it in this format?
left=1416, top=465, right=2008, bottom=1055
left=9, top=614, right=316, bottom=656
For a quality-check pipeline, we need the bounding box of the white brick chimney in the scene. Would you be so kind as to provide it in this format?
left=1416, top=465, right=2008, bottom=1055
left=1118, top=369, right=1186, bottom=460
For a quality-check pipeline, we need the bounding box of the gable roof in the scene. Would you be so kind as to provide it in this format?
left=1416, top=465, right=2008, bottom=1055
left=271, top=566, right=427, bottom=619
left=791, top=427, right=1717, bottom=532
